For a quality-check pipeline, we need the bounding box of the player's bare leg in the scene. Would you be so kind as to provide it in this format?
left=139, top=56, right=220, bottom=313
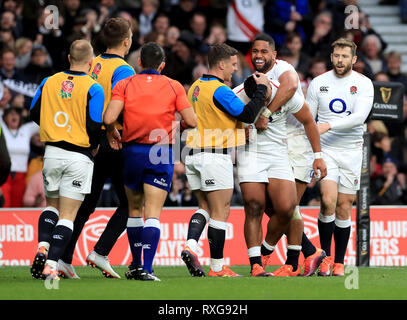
left=240, top=182, right=271, bottom=276
left=261, top=179, right=322, bottom=274
left=241, top=182, right=266, bottom=248
left=264, top=179, right=301, bottom=276
left=318, top=179, right=338, bottom=276
left=143, top=183, right=167, bottom=219
left=332, top=192, right=355, bottom=276
left=287, top=181, right=307, bottom=246
left=263, top=178, right=296, bottom=243
left=206, top=189, right=241, bottom=277
left=182, top=190, right=209, bottom=277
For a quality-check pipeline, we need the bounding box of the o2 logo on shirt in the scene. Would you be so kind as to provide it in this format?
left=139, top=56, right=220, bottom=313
left=329, top=98, right=351, bottom=115
left=54, top=111, right=71, bottom=132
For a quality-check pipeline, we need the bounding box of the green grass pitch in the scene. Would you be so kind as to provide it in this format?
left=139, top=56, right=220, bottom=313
left=1, top=265, right=407, bottom=300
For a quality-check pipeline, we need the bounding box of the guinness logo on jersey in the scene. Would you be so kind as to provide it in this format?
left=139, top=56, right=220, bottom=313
left=319, top=86, right=329, bottom=92
left=380, top=87, right=392, bottom=104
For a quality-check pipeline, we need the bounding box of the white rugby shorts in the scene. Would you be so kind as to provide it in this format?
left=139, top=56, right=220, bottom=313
left=287, top=133, right=314, bottom=183
left=322, top=146, right=363, bottom=194
left=185, top=152, right=234, bottom=191
left=236, top=146, right=295, bottom=184
left=42, top=145, right=94, bottom=201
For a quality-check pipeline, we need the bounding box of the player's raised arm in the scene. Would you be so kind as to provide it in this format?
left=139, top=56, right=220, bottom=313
left=214, top=73, right=269, bottom=123
left=255, top=69, right=299, bottom=130
left=267, top=70, right=299, bottom=111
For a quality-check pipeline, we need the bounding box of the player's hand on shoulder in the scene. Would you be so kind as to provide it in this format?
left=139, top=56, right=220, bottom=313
left=255, top=114, right=269, bottom=131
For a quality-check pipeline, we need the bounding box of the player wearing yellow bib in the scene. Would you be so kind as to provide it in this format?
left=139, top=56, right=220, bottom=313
left=59, top=18, right=135, bottom=279
left=181, top=44, right=270, bottom=277
left=29, top=40, right=104, bottom=280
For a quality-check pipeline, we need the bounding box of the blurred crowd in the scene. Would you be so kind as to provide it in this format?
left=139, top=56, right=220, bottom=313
left=0, top=0, right=407, bottom=208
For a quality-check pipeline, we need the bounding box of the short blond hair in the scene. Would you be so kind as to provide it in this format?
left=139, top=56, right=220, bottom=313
left=69, top=40, right=93, bottom=65
left=14, top=37, right=31, bottom=54
left=332, top=37, right=357, bottom=57
left=386, top=50, right=401, bottom=61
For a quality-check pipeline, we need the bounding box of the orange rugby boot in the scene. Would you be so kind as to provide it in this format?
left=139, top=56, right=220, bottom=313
left=30, top=246, right=48, bottom=279
left=332, top=263, right=345, bottom=276
left=318, top=256, right=333, bottom=276
left=181, top=246, right=205, bottom=277
left=208, top=265, right=242, bottom=277
left=251, top=263, right=273, bottom=277
left=41, top=263, right=60, bottom=281
left=272, top=264, right=303, bottom=277
left=301, top=248, right=327, bottom=277
left=261, top=254, right=272, bottom=269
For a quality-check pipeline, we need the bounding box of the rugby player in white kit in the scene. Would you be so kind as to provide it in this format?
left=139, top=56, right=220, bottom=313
left=306, top=38, right=374, bottom=276
left=234, top=33, right=327, bottom=277
left=235, top=33, right=327, bottom=277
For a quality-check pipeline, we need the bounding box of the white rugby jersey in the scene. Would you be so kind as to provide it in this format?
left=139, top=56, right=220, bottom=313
left=306, top=70, right=374, bottom=149
left=227, top=0, right=264, bottom=42
left=233, top=79, right=304, bottom=151
left=0, top=115, right=38, bottom=172
left=265, top=59, right=305, bottom=135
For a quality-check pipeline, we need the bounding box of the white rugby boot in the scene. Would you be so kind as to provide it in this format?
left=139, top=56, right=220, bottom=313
left=57, top=259, right=80, bottom=279
left=86, top=251, right=121, bottom=279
